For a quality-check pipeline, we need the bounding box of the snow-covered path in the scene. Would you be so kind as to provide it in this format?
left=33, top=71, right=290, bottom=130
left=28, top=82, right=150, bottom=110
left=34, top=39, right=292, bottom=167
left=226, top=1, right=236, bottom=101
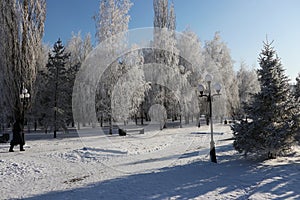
left=1, top=124, right=299, bottom=200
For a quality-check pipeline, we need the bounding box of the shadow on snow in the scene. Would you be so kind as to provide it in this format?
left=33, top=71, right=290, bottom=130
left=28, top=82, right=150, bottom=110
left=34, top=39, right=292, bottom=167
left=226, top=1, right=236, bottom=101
left=24, top=144, right=300, bottom=200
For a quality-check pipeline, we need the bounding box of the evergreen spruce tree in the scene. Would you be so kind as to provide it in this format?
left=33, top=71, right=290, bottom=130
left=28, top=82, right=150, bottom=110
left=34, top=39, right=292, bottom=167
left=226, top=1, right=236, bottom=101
left=45, top=39, right=70, bottom=138
left=232, top=40, right=299, bottom=159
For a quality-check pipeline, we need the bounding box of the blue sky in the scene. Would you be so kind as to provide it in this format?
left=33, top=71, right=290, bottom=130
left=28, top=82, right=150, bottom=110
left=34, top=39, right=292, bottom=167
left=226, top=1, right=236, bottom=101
left=44, top=0, right=300, bottom=82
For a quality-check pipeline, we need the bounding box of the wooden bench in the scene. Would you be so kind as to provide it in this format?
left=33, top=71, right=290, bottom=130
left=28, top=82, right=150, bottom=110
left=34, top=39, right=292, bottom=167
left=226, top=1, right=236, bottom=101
left=119, top=128, right=144, bottom=136
left=125, top=128, right=144, bottom=134
left=166, top=121, right=182, bottom=128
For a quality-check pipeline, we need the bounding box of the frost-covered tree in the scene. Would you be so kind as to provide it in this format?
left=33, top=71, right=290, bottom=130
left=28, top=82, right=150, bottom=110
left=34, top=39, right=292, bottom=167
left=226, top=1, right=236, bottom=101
left=204, top=32, right=239, bottom=118
left=153, top=0, right=178, bottom=66
left=295, top=73, right=300, bottom=142
left=65, top=32, right=93, bottom=129
left=112, top=46, right=150, bottom=124
left=31, top=44, right=50, bottom=131
left=0, top=0, right=46, bottom=124
left=177, top=28, right=203, bottom=80
left=152, top=0, right=178, bottom=70
left=237, top=62, right=260, bottom=104
left=66, top=32, right=84, bottom=67
left=66, top=32, right=93, bottom=66
left=232, top=40, right=299, bottom=159
left=94, top=0, right=133, bottom=132
left=177, top=28, right=206, bottom=123
left=295, top=73, right=300, bottom=100
left=95, top=0, right=132, bottom=44
left=153, top=0, right=169, bottom=29
left=83, top=34, right=93, bottom=60
left=64, top=32, right=93, bottom=127
left=236, top=62, right=260, bottom=116
left=151, top=0, right=186, bottom=125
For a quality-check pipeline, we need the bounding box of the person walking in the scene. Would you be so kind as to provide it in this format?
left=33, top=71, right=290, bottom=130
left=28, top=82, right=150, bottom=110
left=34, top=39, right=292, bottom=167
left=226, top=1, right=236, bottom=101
left=9, top=120, right=25, bottom=152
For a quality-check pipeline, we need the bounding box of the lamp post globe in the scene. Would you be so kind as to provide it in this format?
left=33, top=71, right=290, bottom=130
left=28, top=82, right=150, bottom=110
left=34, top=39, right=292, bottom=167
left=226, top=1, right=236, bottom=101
left=214, top=83, right=222, bottom=94
left=198, top=84, right=205, bottom=95
left=205, top=74, right=213, bottom=83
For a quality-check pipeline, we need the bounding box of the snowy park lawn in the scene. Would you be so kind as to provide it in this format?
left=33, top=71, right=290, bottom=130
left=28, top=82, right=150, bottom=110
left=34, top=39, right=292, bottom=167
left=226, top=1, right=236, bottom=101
left=0, top=124, right=299, bottom=200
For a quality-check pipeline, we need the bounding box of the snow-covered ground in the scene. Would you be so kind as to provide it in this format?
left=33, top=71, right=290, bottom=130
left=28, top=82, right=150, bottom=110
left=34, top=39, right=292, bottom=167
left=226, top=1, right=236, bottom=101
left=0, top=123, right=299, bottom=200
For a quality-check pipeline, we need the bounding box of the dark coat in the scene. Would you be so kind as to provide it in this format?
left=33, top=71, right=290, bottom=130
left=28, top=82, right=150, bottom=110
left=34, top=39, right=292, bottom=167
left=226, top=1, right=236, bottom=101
left=10, top=122, right=25, bottom=146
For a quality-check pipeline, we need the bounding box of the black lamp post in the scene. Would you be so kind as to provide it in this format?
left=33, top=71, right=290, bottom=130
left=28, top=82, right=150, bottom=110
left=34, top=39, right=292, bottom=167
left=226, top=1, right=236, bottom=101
left=198, top=74, right=221, bottom=163
left=20, top=83, right=30, bottom=132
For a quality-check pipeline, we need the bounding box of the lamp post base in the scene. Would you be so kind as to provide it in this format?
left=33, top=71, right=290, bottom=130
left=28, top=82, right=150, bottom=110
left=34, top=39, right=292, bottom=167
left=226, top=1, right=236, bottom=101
left=210, top=144, right=217, bottom=163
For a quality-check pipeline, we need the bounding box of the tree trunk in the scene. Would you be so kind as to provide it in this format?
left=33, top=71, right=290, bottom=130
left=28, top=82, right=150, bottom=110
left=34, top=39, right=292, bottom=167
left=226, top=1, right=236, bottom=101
left=109, top=115, right=112, bottom=134
left=135, top=114, right=138, bottom=125
left=54, top=72, right=58, bottom=138
left=34, top=120, right=37, bottom=131
left=141, top=104, right=144, bottom=125
left=77, top=122, right=81, bottom=130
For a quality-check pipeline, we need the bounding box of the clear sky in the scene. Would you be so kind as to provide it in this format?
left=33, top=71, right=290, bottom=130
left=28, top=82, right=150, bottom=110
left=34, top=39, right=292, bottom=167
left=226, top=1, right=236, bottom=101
left=44, top=0, right=300, bottom=82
